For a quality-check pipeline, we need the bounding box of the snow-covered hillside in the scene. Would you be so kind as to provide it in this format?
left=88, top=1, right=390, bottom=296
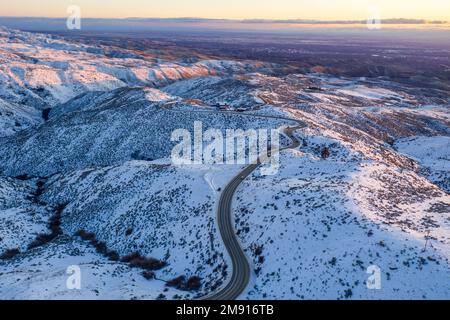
left=0, top=87, right=286, bottom=177
left=236, top=146, right=449, bottom=299
left=40, top=161, right=245, bottom=298
left=0, top=27, right=448, bottom=300
left=0, top=237, right=184, bottom=300
left=395, top=136, right=450, bottom=192
left=0, top=176, right=51, bottom=253
left=0, top=27, right=277, bottom=137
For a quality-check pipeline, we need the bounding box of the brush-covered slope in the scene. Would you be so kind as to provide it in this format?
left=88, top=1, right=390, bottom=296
left=0, top=86, right=286, bottom=177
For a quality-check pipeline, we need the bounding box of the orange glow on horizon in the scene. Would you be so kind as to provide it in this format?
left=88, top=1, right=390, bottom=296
left=0, top=0, right=449, bottom=23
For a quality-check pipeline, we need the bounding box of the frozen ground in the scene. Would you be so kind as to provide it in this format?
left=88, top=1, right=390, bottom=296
left=0, top=160, right=246, bottom=299
left=0, top=27, right=277, bottom=137
left=236, top=134, right=450, bottom=300
left=0, top=176, right=51, bottom=253
left=40, top=161, right=244, bottom=297
left=0, top=27, right=448, bottom=300
left=0, top=237, right=183, bottom=300
left=395, top=136, right=450, bottom=192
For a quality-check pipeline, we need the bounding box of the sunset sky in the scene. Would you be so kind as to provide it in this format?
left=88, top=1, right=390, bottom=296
left=1, top=0, right=449, bottom=21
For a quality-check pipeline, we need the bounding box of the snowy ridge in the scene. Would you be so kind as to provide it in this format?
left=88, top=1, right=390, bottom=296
left=0, top=27, right=277, bottom=137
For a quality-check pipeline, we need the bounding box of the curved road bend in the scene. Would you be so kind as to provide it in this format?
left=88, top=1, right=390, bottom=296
left=202, top=119, right=306, bottom=300
left=152, top=99, right=306, bottom=300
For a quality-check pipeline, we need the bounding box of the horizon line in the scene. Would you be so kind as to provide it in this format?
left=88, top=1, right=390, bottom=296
left=0, top=16, right=448, bottom=25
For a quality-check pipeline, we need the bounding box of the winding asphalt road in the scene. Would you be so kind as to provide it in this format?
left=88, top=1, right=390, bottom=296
left=157, top=101, right=307, bottom=300
left=203, top=118, right=306, bottom=300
